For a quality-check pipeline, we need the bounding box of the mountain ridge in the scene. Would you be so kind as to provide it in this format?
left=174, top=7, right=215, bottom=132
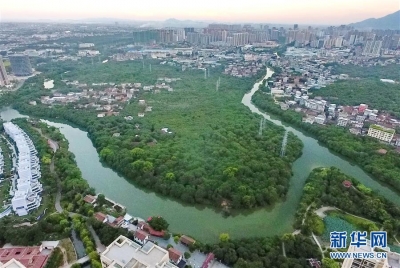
left=349, top=10, right=400, bottom=30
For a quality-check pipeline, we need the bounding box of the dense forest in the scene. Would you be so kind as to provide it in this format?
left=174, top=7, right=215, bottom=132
left=295, top=167, right=400, bottom=240
left=329, top=63, right=400, bottom=81
left=252, top=91, right=400, bottom=193
left=208, top=235, right=321, bottom=268
left=311, top=79, right=400, bottom=117
left=7, top=60, right=304, bottom=209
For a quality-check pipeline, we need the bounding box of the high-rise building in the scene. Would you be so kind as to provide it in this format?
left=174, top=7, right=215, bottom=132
left=362, top=40, right=382, bottom=56
left=0, top=56, right=9, bottom=86
left=9, top=54, right=32, bottom=76
left=186, top=32, right=201, bottom=44
left=294, top=24, right=299, bottom=30
left=133, top=30, right=160, bottom=44
left=232, top=33, right=249, bottom=46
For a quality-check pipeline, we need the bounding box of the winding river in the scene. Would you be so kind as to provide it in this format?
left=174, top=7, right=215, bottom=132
left=1, top=68, right=399, bottom=243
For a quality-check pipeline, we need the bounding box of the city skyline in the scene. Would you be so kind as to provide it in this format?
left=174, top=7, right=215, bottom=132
left=1, top=0, right=398, bottom=25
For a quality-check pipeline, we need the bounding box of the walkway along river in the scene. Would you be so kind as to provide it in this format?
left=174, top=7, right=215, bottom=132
left=1, top=68, right=399, bottom=243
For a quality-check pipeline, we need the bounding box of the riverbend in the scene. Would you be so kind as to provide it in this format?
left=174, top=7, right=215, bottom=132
left=1, top=68, right=399, bottom=243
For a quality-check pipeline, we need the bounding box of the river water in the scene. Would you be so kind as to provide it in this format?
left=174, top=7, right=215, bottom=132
left=1, top=68, right=399, bottom=243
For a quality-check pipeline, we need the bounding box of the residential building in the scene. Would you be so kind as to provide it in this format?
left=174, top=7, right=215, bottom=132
left=167, top=248, right=183, bottom=265
left=8, top=54, right=32, bottom=76
left=3, top=122, right=42, bottom=216
left=78, top=43, right=95, bottom=48
left=0, top=259, right=26, bottom=268
left=134, top=230, right=149, bottom=245
left=337, top=117, right=349, bottom=127
left=341, top=239, right=400, bottom=268
left=367, top=124, right=395, bottom=142
left=0, top=56, right=10, bottom=86
left=315, top=114, right=326, bottom=125
left=100, top=235, right=178, bottom=268
left=0, top=245, right=50, bottom=268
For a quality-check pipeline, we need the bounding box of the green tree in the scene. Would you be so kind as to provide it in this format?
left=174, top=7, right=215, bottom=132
left=184, top=252, right=191, bottom=259
left=322, top=258, right=340, bottom=268
left=148, top=216, right=169, bottom=231
left=219, top=233, right=230, bottom=242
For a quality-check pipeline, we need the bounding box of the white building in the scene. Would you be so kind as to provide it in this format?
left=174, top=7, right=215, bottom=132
left=79, top=43, right=95, bottom=48
left=304, top=99, right=325, bottom=112
left=337, top=117, right=349, bottom=127
left=315, top=114, right=326, bottom=125
left=100, top=235, right=178, bottom=268
left=341, top=239, right=400, bottom=268
left=3, top=122, right=42, bottom=216
left=367, top=124, right=395, bottom=143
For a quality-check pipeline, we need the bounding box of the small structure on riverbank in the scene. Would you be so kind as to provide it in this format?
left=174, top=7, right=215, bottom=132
left=342, top=180, right=352, bottom=188
left=180, top=235, right=196, bottom=246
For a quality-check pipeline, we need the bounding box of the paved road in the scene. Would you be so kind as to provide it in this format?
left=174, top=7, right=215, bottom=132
left=312, top=232, right=325, bottom=256
left=33, top=128, right=62, bottom=213
left=89, top=226, right=106, bottom=253
left=314, top=206, right=337, bottom=218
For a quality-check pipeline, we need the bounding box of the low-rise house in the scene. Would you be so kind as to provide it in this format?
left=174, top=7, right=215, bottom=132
left=180, top=235, right=196, bottom=246
left=134, top=230, right=149, bottom=245
left=83, top=195, right=96, bottom=204
left=94, top=212, right=107, bottom=223
left=314, top=114, right=326, bottom=125
left=168, top=248, right=183, bottom=265
left=367, top=124, right=395, bottom=142
left=337, top=117, right=349, bottom=127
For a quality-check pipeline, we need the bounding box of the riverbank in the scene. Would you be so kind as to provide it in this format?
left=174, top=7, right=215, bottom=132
left=251, top=90, right=400, bottom=195
left=2, top=67, right=400, bottom=243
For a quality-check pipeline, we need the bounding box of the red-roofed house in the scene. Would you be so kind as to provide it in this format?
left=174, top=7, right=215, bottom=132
left=83, top=195, right=96, bottom=204
left=0, top=259, right=26, bottom=268
left=201, top=253, right=214, bottom=268
left=168, top=248, right=183, bottom=265
left=94, top=212, right=107, bottom=223
left=138, top=222, right=165, bottom=237
left=134, top=230, right=149, bottom=245
left=108, top=216, right=124, bottom=228
left=0, top=246, right=49, bottom=268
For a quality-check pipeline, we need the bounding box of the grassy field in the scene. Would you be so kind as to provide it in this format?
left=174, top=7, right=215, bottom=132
left=59, top=238, right=77, bottom=263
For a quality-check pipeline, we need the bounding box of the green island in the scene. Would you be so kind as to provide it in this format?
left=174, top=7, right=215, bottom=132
left=252, top=90, right=400, bottom=192
left=7, top=60, right=303, bottom=210
left=0, top=118, right=323, bottom=268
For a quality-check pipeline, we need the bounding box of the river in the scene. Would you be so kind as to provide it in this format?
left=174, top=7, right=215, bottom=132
left=1, top=68, right=399, bottom=243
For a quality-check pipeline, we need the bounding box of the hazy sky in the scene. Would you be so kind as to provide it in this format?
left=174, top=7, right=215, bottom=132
left=0, top=0, right=397, bottom=24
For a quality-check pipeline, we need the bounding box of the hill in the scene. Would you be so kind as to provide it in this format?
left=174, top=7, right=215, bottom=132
left=350, top=10, right=400, bottom=30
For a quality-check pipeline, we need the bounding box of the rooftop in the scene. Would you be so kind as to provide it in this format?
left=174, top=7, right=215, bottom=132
left=0, top=247, right=48, bottom=268
left=101, top=235, right=177, bottom=268
left=370, top=124, right=395, bottom=134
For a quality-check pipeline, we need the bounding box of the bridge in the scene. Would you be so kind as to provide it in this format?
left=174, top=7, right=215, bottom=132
left=63, top=256, right=90, bottom=268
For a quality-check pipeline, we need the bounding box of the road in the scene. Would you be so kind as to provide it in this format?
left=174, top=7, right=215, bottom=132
left=89, top=225, right=106, bottom=253
left=312, top=232, right=325, bottom=257
left=33, top=127, right=62, bottom=213
left=314, top=206, right=337, bottom=218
